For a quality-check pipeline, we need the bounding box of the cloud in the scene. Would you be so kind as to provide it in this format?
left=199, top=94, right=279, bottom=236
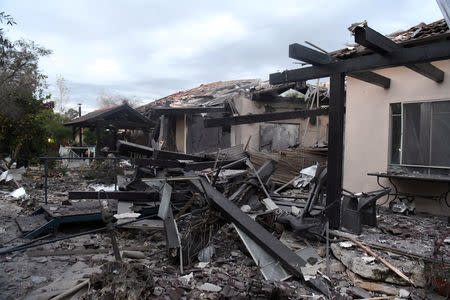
left=86, top=58, right=126, bottom=82
left=1, top=0, right=445, bottom=112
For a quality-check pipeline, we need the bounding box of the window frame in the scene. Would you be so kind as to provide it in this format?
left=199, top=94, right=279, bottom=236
left=388, top=99, right=450, bottom=173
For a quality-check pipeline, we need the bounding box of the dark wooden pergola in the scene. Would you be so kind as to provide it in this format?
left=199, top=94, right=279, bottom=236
left=64, top=103, right=152, bottom=151
left=268, top=25, right=450, bottom=228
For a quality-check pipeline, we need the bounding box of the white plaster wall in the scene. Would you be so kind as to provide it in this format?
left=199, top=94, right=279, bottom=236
left=344, top=59, right=450, bottom=215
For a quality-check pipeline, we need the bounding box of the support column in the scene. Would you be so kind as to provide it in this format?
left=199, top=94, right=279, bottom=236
left=95, top=126, right=101, bottom=156
left=326, top=73, right=345, bottom=229
left=72, top=127, right=76, bottom=143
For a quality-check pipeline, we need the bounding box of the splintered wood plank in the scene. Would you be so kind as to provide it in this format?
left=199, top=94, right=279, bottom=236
left=42, top=200, right=117, bottom=218
left=120, top=219, right=164, bottom=230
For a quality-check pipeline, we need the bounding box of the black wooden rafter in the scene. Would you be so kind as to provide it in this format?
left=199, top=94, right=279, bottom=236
left=289, top=43, right=391, bottom=88
left=204, top=108, right=328, bottom=127
left=151, top=106, right=227, bottom=116
left=354, top=26, right=444, bottom=83
left=270, top=39, right=450, bottom=84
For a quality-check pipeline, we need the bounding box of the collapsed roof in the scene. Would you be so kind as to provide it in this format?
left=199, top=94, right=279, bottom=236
left=137, top=79, right=329, bottom=118
left=331, top=19, right=449, bottom=59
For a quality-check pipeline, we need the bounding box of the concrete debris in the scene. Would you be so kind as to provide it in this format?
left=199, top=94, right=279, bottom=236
left=339, top=241, right=354, bottom=248
left=179, top=272, right=193, bottom=284
left=30, top=276, right=47, bottom=284
left=347, top=269, right=401, bottom=296
left=331, top=242, right=426, bottom=287
left=0, top=138, right=447, bottom=299
left=89, top=184, right=115, bottom=192
left=399, top=288, right=411, bottom=298
left=361, top=256, right=376, bottom=263
left=0, top=167, right=25, bottom=183
left=198, top=245, right=215, bottom=262
left=198, top=282, right=222, bottom=292
left=121, top=250, right=146, bottom=259
left=10, top=187, right=27, bottom=198
left=113, top=212, right=141, bottom=219
left=196, top=262, right=209, bottom=268
left=240, top=205, right=251, bottom=213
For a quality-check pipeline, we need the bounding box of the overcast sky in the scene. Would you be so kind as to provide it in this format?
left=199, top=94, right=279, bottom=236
left=1, top=0, right=445, bottom=113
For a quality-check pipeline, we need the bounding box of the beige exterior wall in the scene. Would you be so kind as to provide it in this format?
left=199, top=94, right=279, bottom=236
left=231, top=95, right=328, bottom=150
left=175, top=115, right=186, bottom=153
left=231, top=95, right=265, bottom=151
left=343, top=59, right=450, bottom=215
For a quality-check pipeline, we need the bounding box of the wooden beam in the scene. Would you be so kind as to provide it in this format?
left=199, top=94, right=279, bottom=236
left=289, top=43, right=391, bottom=89
left=117, top=140, right=206, bottom=162
left=354, top=26, right=394, bottom=55
left=270, top=39, right=450, bottom=84
left=204, top=108, right=329, bottom=127
left=152, top=149, right=205, bottom=162
left=94, top=120, right=152, bottom=129
left=326, top=73, right=345, bottom=229
left=68, top=191, right=158, bottom=201
left=354, top=26, right=444, bottom=83
left=289, top=43, right=334, bottom=64
left=117, top=140, right=153, bottom=156
left=152, top=107, right=227, bottom=116
left=133, top=158, right=183, bottom=168
left=189, top=177, right=306, bottom=278
left=348, top=71, right=391, bottom=89
left=405, top=62, right=444, bottom=83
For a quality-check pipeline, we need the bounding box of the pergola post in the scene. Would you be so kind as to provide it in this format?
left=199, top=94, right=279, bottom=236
left=326, top=72, right=345, bottom=228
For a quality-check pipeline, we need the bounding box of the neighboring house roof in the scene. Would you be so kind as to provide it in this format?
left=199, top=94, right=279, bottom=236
left=137, top=79, right=261, bottom=115
left=64, top=103, right=151, bottom=128
left=331, top=19, right=449, bottom=59
left=138, top=79, right=328, bottom=117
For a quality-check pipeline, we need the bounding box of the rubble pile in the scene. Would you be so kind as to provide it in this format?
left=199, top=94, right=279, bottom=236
left=0, top=140, right=448, bottom=299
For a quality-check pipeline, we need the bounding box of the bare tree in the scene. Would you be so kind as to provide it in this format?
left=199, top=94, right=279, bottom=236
left=54, top=74, right=70, bottom=113
left=96, top=90, right=140, bottom=108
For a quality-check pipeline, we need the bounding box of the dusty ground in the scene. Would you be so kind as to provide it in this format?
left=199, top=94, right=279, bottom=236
left=0, top=165, right=448, bottom=299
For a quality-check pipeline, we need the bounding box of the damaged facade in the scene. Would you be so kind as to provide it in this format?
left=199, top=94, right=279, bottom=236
left=137, top=79, right=329, bottom=154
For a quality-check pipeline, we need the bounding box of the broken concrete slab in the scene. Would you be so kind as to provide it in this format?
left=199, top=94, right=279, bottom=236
left=346, top=269, right=401, bottom=296
left=198, top=282, right=222, bottom=292
left=331, top=242, right=426, bottom=287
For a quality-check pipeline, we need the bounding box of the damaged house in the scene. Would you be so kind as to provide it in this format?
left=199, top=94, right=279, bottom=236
left=1, top=17, right=450, bottom=300
left=137, top=80, right=329, bottom=154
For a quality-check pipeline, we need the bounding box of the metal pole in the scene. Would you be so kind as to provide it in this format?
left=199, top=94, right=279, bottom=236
left=114, top=158, right=117, bottom=191
left=326, top=221, right=330, bottom=278
left=78, top=104, right=82, bottom=147
left=44, top=158, right=48, bottom=204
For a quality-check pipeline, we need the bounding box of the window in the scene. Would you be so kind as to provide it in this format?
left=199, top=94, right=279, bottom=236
left=389, top=100, right=450, bottom=175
